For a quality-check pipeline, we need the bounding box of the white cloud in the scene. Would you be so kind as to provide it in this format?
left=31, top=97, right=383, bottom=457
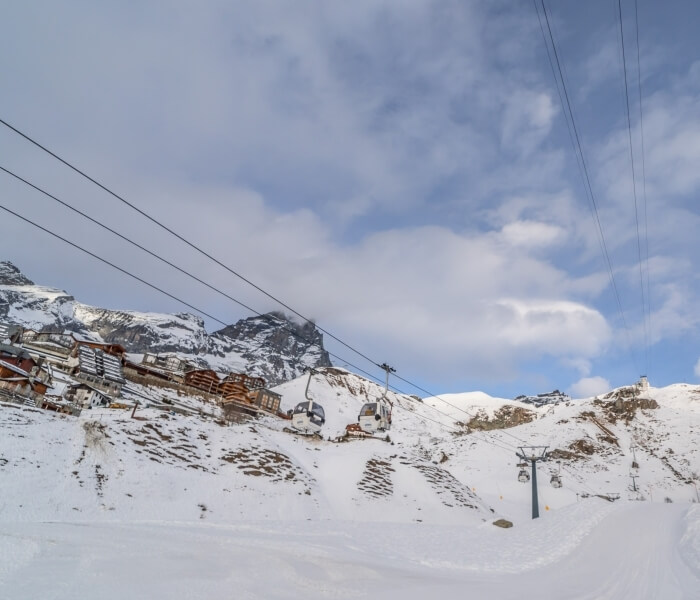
left=568, top=376, right=611, bottom=399
left=694, top=358, right=700, bottom=378
left=500, top=220, right=565, bottom=249
left=3, top=1, right=700, bottom=392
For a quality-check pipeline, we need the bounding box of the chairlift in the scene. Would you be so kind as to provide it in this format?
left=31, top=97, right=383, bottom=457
left=518, top=468, right=530, bottom=483
left=550, top=461, right=563, bottom=488
left=358, top=399, right=391, bottom=433
left=290, top=369, right=325, bottom=435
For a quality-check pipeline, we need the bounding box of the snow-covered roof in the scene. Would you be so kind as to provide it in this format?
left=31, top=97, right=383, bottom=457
left=0, top=358, right=31, bottom=378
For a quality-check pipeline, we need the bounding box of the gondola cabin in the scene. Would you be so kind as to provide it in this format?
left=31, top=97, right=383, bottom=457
left=291, top=401, right=325, bottom=435
left=358, top=399, right=391, bottom=434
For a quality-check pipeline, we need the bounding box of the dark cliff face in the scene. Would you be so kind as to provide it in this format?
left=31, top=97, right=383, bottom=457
left=78, top=307, right=209, bottom=355
left=0, top=261, right=35, bottom=286
left=211, top=312, right=332, bottom=385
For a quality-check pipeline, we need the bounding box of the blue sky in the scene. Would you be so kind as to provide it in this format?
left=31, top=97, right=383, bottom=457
left=1, top=1, right=699, bottom=398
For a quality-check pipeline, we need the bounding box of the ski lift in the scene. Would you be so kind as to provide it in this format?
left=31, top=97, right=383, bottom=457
left=550, top=462, right=562, bottom=488
left=358, top=363, right=394, bottom=434
left=358, top=400, right=391, bottom=433
left=518, top=468, right=530, bottom=483
left=291, top=369, right=325, bottom=435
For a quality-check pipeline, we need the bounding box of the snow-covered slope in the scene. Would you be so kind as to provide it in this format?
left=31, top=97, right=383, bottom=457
left=0, top=371, right=698, bottom=598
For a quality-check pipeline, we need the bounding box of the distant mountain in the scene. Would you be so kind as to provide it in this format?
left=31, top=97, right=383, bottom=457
left=0, top=260, right=331, bottom=385
left=514, top=389, right=571, bottom=407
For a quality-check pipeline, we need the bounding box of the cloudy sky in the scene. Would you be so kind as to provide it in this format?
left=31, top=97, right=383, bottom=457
left=2, top=0, right=699, bottom=398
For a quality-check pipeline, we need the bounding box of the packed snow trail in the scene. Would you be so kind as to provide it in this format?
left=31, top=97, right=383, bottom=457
left=0, top=504, right=697, bottom=599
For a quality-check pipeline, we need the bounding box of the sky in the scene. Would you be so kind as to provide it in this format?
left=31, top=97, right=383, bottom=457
left=1, top=0, right=699, bottom=399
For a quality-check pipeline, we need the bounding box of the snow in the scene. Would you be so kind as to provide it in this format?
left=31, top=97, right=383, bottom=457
left=0, top=504, right=697, bottom=599
left=0, top=372, right=698, bottom=598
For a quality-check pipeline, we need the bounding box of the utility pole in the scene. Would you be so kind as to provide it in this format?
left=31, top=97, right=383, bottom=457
left=629, top=472, right=639, bottom=493
left=630, top=444, right=639, bottom=469
left=516, top=446, right=548, bottom=519
left=377, top=363, right=396, bottom=391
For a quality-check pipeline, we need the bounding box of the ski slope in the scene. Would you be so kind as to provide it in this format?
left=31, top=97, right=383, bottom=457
left=0, top=372, right=698, bottom=598
left=0, top=504, right=697, bottom=599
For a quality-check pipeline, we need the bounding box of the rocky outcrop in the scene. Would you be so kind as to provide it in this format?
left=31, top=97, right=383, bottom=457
left=210, top=312, right=332, bottom=386
left=467, top=405, right=535, bottom=432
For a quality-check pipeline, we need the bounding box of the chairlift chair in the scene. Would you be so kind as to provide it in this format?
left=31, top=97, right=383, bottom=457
left=518, top=468, right=530, bottom=483
left=550, top=461, right=563, bottom=488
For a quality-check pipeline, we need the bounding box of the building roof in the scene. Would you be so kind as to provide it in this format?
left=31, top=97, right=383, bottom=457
left=0, top=343, right=33, bottom=361
left=0, top=359, right=31, bottom=378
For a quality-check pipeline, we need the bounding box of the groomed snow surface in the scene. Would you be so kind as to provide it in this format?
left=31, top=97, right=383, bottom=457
left=1, top=376, right=699, bottom=599
left=1, top=504, right=698, bottom=599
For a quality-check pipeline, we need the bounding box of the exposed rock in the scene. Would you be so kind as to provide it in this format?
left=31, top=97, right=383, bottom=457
left=210, top=312, right=332, bottom=386
left=492, top=519, right=513, bottom=528
left=595, top=392, right=659, bottom=424
left=467, top=405, right=535, bottom=432
left=514, top=389, right=570, bottom=407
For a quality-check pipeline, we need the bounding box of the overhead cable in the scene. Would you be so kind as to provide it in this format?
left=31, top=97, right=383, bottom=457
left=535, top=0, right=639, bottom=375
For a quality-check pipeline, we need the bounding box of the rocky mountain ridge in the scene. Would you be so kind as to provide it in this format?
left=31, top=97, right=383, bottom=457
left=0, top=260, right=331, bottom=385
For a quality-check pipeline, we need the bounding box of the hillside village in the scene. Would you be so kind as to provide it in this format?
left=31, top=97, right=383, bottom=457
left=0, top=322, right=285, bottom=419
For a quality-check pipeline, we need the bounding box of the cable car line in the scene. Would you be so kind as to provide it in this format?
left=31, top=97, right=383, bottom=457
left=0, top=200, right=387, bottom=388
left=1, top=159, right=526, bottom=447
left=393, top=372, right=528, bottom=445
left=0, top=166, right=392, bottom=387
left=0, top=117, right=382, bottom=372
left=617, top=0, right=649, bottom=373
left=0, top=116, right=516, bottom=420
left=634, top=0, right=652, bottom=377
left=0, top=198, right=522, bottom=452
left=535, top=0, right=640, bottom=375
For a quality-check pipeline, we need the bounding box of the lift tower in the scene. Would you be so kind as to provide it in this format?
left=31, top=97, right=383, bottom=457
left=516, top=446, right=549, bottom=519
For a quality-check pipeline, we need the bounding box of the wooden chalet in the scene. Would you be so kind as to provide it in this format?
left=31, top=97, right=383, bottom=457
left=0, top=359, right=49, bottom=398
left=184, top=369, right=221, bottom=395
left=218, top=372, right=264, bottom=402
left=0, top=343, right=38, bottom=373
left=248, top=388, right=282, bottom=414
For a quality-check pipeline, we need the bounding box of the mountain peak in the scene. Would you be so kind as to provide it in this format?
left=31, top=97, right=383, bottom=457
left=0, top=261, right=34, bottom=286
left=212, top=312, right=332, bottom=385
